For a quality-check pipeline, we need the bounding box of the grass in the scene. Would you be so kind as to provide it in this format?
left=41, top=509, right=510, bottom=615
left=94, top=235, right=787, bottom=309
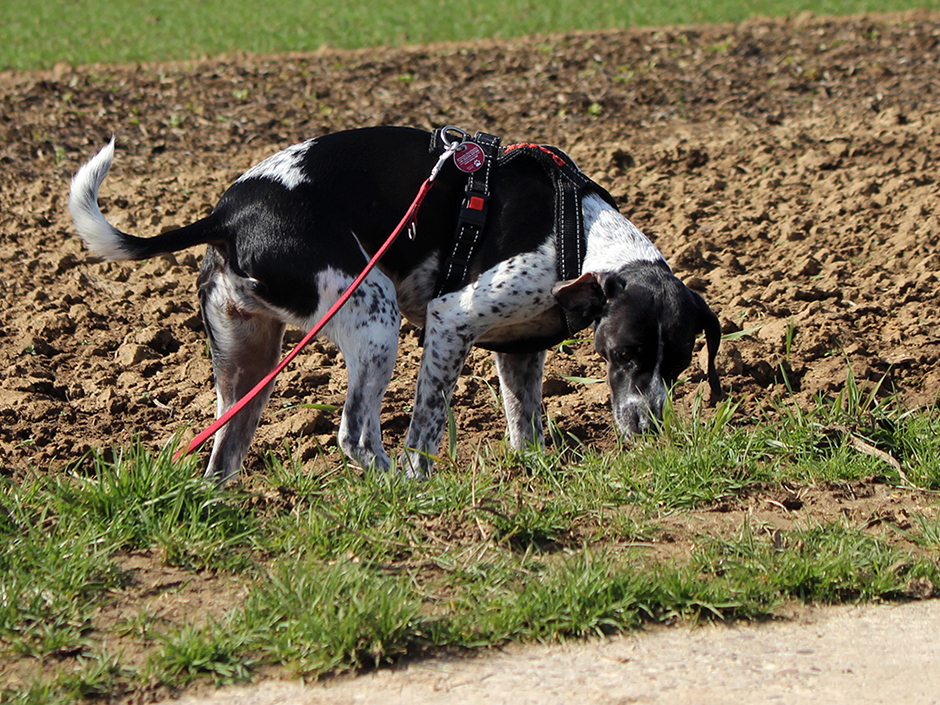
left=1, top=371, right=939, bottom=702
left=4, top=0, right=940, bottom=70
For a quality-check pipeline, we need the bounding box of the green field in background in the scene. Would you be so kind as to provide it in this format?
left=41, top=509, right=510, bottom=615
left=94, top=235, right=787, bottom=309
left=3, top=0, right=939, bottom=70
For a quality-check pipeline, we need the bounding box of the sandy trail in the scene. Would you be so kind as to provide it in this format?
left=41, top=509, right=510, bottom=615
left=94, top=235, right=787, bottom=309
left=169, top=600, right=940, bottom=705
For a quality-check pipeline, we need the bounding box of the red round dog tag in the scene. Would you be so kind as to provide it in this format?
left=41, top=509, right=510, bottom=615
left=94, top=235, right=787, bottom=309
left=454, top=142, right=485, bottom=173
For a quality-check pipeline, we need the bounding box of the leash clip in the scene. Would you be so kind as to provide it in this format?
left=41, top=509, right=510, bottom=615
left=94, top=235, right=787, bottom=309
left=429, top=137, right=461, bottom=184
left=410, top=130, right=467, bottom=238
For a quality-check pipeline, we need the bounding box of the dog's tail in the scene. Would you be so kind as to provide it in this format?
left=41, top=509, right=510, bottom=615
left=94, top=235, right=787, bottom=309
left=69, top=137, right=225, bottom=260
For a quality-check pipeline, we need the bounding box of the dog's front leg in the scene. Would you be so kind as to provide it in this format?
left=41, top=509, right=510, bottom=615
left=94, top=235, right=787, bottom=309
left=400, top=242, right=559, bottom=477
left=399, top=307, right=475, bottom=478
left=494, top=350, right=546, bottom=449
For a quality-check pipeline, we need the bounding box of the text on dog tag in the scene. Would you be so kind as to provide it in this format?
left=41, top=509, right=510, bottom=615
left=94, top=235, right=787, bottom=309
left=454, top=142, right=485, bottom=172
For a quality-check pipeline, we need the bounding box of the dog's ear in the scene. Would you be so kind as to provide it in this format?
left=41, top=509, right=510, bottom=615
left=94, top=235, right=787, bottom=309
left=552, top=272, right=607, bottom=331
left=601, top=273, right=625, bottom=300
left=688, top=288, right=722, bottom=400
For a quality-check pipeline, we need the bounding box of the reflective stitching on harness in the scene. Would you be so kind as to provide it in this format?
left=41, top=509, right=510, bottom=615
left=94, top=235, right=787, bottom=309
left=558, top=174, right=567, bottom=281
left=434, top=131, right=500, bottom=300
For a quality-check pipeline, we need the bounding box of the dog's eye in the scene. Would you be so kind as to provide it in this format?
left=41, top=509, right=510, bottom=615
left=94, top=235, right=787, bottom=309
left=617, top=348, right=640, bottom=365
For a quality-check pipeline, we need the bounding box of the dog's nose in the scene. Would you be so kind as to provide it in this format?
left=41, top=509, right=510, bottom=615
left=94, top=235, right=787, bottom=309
left=613, top=400, right=659, bottom=437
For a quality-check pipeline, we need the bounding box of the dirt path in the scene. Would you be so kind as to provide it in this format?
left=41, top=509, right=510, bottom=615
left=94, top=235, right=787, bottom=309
left=168, top=599, right=940, bottom=705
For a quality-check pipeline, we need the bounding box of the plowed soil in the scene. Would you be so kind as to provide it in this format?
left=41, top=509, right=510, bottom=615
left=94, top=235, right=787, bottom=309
left=3, top=12, right=940, bottom=478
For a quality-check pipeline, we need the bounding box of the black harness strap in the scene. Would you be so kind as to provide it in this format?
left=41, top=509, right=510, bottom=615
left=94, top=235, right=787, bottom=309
left=427, top=129, right=619, bottom=324
left=432, top=131, right=501, bottom=299
left=499, top=143, right=618, bottom=284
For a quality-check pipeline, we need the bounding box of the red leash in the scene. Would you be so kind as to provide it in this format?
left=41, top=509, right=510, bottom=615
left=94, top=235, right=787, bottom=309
left=175, top=137, right=462, bottom=461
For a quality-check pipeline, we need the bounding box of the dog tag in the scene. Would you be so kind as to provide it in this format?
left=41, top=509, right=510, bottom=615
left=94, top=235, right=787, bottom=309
left=454, top=142, right=485, bottom=173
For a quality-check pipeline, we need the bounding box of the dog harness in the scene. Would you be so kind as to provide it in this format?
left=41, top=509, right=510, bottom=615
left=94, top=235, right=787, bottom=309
left=432, top=129, right=503, bottom=298
left=429, top=128, right=618, bottom=301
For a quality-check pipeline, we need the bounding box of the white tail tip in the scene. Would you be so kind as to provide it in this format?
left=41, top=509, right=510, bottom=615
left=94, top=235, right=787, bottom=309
left=68, top=136, right=133, bottom=261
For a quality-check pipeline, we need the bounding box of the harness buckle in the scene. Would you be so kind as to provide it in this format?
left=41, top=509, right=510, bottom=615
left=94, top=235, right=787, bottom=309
left=459, top=190, right=489, bottom=229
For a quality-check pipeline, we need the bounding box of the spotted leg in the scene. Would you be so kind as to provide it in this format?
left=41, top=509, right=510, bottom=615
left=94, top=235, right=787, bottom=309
left=321, top=266, right=400, bottom=472
left=398, top=297, right=475, bottom=478
left=494, top=350, right=546, bottom=449
left=399, top=243, right=557, bottom=477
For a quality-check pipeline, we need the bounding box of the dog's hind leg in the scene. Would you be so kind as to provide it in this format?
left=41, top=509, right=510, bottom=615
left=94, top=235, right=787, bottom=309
left=494, top=350, right=546, bottom=450
left=320, top=267, right=400, bottom=472
left=199, top=261, right=286, bottom=484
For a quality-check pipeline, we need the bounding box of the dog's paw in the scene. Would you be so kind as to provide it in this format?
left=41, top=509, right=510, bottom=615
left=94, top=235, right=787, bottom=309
left=338, top=438, right=392, bottom=474
left=396, top=449, right=433, bottom=480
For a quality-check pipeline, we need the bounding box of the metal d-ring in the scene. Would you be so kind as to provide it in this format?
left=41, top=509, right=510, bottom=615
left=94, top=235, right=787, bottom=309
left=440, top=125, right=471, bottom=149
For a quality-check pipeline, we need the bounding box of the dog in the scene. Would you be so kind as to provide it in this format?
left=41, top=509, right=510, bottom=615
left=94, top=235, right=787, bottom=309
left=69, top=126, right=721, bottom=482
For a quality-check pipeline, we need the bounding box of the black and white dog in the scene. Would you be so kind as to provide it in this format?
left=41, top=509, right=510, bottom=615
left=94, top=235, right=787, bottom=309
left=69, top=126, right=721, bottom=482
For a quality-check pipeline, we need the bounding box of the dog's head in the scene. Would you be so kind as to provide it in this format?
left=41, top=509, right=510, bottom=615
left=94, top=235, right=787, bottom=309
left=553, top=262, right=721, bottom=436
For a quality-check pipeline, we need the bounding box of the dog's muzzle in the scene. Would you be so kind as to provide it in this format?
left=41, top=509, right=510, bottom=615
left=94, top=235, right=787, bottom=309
left=610, top=377, right=668, bottom=437
left=612, top=399, right=657, bottom=436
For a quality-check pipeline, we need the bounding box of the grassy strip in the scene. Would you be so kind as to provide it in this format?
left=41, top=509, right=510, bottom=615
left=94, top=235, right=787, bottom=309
left=4, top=0, right=940, bottom=70
left=1, top=377, right=939, bottom=701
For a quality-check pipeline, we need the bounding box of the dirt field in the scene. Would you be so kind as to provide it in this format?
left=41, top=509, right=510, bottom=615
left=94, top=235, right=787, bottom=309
left=3, top=11, right=940, bottom=481
left=3, top=8, right=940, bottom=702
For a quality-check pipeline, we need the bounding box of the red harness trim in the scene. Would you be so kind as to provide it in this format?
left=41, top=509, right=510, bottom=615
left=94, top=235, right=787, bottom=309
left=503, top=142, right=567, bottom=167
